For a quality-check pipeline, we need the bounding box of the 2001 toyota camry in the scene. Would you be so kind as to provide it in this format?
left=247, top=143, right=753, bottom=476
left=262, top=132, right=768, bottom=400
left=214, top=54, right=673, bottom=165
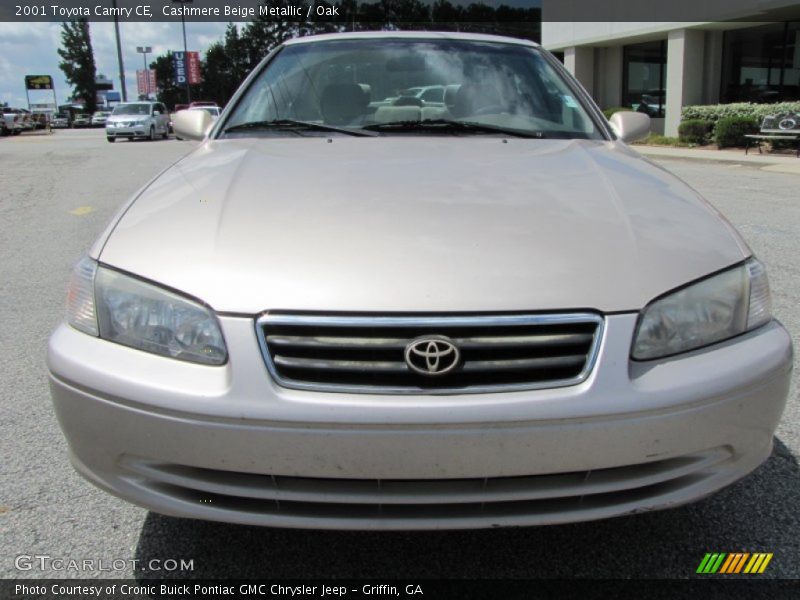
left=48, top=32, right=793, bottom=530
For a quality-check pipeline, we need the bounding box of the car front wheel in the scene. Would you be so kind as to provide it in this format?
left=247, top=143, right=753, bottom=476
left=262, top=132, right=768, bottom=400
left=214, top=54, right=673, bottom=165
left=107, top=136, right=115, bottom=143
left=149, top=126, right=155, bottom=141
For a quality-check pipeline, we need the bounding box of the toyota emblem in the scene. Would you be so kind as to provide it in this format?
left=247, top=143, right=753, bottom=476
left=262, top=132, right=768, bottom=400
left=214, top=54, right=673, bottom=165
left=404, top=336, right=460, bottom=376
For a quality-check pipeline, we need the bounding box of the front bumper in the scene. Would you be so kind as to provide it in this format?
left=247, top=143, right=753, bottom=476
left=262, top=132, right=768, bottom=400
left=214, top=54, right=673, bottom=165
left=106, top=124, right=148, bottom=138
left=48, top=314, right=793, bottom=530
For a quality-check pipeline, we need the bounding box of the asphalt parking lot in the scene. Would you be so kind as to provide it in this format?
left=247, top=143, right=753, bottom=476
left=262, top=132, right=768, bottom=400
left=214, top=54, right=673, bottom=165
left=1, top=128, right=798, bottom=580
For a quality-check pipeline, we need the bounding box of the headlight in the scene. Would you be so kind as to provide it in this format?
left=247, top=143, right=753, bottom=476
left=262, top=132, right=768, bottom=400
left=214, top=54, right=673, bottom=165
left=65, top=258, right=227, bottom=365
left=632, top=258, right=771, bottom=360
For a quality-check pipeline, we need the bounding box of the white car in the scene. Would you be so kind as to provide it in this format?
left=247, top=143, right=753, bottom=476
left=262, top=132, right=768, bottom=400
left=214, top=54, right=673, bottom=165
left=105, top=101, right=170, bottom=142
left=91, top=111, right=111, bottom=127
left=51, top=114, right=70, bottom=128
left=2, top=107, right=25, bottom=135
left=191, top=105, right=221, bottom=119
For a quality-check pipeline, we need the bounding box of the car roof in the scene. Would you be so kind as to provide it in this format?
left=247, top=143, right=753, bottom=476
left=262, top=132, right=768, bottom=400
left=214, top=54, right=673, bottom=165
left=283, top=31, right=539, bottom=48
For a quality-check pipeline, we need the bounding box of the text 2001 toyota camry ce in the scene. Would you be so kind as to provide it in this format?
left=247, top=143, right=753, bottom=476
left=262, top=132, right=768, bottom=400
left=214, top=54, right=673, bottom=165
left=48, top=32, right=792, bottom=530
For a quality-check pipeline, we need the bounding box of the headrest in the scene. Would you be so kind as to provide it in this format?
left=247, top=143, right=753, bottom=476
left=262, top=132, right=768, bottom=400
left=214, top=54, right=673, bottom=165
left=320, top=83, right=370, bottom=125
left=444, top=84, right=461, bottom=109
left=452, top=83, right=502, bottom=118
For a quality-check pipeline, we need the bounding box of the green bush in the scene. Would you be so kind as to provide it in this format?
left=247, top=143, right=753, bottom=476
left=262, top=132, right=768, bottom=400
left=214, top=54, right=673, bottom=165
left=678, top=119, right=713, bottom=145
left=602, top=106, right=633, bottom=120
left=714, top=116, right=759, bottom=148
left=681, top=101, right=800, bottom=127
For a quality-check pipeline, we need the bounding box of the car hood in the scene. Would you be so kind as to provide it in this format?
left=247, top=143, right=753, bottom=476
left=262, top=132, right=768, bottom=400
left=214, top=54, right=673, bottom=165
left=98, top=137, right=748, bottom=314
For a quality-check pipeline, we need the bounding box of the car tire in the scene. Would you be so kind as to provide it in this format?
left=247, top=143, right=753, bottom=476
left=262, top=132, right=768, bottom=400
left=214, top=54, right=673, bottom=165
left=107, top=137, right=115, bottom=143
left=162, top=128, right=168, bottom=140
left=149, top=126, right=155, bottom=141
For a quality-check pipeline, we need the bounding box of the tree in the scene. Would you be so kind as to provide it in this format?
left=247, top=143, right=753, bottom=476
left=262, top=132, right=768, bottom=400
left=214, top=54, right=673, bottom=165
left=199, top=24, right=249, bottom=107
left=151, top=53, right=185, bottom=110
left=57, top=19, right=97, bottom=113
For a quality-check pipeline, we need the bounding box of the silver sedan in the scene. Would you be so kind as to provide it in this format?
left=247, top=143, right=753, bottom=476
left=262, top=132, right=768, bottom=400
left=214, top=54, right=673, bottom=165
left=48, top=32, right=792, bottom=530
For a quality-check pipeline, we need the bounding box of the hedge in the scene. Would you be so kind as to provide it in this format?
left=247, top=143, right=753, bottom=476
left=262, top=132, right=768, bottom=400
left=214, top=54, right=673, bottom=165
left=714, top=116, right=759, bottom=148
left=677, top=119, right=713, bottom=145
left=681, top=102, right=800, bottom=126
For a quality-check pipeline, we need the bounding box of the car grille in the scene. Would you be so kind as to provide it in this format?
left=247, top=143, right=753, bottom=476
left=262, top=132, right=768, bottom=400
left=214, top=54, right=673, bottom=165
left=256, top=313, right=603, bottom=394
left=119, top=448, right=731, bottom=529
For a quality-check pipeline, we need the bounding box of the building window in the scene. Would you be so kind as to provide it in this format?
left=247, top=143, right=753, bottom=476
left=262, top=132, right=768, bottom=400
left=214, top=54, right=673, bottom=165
left=721, top=22, right=800, bottom=103
left=622, top=40, right=666, bottom=118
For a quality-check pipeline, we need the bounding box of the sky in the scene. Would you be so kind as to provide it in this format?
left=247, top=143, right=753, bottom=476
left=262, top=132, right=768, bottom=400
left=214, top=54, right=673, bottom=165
left=0, top=21, right=229, bottom=108
left=0, top=0, right=544, bottom=109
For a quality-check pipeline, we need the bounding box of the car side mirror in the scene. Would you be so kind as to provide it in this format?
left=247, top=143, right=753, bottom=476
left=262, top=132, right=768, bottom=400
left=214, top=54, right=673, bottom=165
left=153, top=111, right=161, bottom=116
left=173, top=109, right=213, bottom=141
left=609, top=111, right=650, bottom=143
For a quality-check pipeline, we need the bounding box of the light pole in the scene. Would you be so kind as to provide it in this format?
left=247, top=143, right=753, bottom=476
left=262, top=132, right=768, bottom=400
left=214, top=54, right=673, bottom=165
left=136, top=46, right=152, bottom=99
left=172, top=0, right=193, bottom=103
left=112, top=0, right=127, bottom=101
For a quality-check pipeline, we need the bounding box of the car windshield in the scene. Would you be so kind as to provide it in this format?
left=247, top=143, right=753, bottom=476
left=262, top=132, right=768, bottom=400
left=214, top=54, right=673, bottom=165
left=112, top=104, right=151, bottom=116
left=222, top=39, right=604, bottom=139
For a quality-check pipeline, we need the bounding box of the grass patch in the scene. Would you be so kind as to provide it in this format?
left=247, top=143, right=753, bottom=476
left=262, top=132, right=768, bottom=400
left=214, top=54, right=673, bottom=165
left=633, top=134, right=694, bottom=147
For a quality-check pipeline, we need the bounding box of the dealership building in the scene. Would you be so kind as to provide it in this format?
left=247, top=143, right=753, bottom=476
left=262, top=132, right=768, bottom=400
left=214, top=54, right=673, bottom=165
left=542, top=2, right=800, bottom=135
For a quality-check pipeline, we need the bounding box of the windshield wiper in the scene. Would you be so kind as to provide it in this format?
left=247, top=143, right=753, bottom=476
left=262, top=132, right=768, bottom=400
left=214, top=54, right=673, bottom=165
left=362, top=119, right=543, bottom=138
left=222, top=119, right=376, bottom=137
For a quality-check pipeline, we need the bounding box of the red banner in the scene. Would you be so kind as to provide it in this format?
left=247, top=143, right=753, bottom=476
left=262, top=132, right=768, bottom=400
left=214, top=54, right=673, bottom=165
left=136, top=69, right=157, bottom=95
left=186, top=51, right=202, bottom=85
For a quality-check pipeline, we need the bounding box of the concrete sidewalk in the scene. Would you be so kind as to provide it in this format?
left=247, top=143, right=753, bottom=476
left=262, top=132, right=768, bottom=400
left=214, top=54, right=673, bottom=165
left=635, top=144, right=800, bottom=174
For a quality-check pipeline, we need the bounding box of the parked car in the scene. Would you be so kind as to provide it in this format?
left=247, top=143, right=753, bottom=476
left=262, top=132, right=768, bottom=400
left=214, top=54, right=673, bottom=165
left=2, top=107, right=24, bottom=135
left=400, top=84, right=447, bottom=103
left=105, top=101, right=170, bottom=142
left=51, top=113, right=70, bottom=128
left=72, top=113, right=91, bottom=128
left=49, top=32, right=792, bottom=531
left=91, top=111, right=111, bottom=127
left=191, top=105, right=221, bottom=119
left=6, top=108, right=34, bottom=131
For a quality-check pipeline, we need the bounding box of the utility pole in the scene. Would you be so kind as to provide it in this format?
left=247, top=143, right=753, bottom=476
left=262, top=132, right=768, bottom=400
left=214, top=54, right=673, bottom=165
left=172, top=0, right=193, bottom=103
left=112, top=0, right=127, bottom=101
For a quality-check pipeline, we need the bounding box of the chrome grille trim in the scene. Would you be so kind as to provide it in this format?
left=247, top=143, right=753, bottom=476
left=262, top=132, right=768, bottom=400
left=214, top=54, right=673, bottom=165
left=255, top=313, right=605, bottom=395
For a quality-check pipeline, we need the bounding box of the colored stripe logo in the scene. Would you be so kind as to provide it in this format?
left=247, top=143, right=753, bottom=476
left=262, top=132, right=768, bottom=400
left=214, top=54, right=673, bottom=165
left=696, top=553, right=773, bottom=574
